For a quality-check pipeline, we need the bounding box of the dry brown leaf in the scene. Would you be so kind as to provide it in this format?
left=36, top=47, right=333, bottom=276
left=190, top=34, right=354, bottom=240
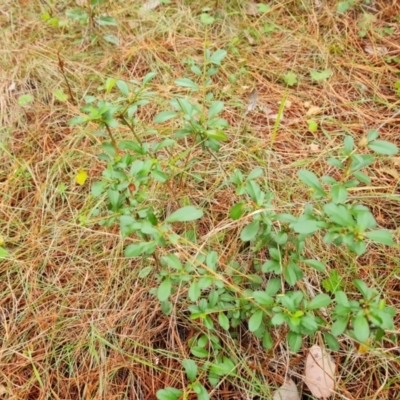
left=273, top=379, right=300, bottom=400
left=245, top=2, right=259, bottom=16
left=309, top=143, right=320, bottom=153
left=245, top=89, right=258, bottom=115
left=364, top=44, right=388, bottom=56
left=303, top=345, right=335, bottom=399
left=306, top=106, right=322, bottom=116
left=140, top=0, right=161, bottom=12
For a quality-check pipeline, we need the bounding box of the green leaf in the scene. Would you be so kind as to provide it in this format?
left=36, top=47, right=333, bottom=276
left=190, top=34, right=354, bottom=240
left=297, top=169, right=325, bottom=193
left=18, top=94, right=34, bottom=106
left=253, top=291, right=273, bottom=306
left=208, top=101, right=224, bottom=119
left=310, top=69, right=332, bottom=81
left=139, top=266, right=153, bottom=278
left=163, top=254, right=182, bottom=270
left=188, top=281, right=201, bottom=302
left=54, top=89, right=68, bottom=102
left=308, top=293, right=331, bottom=310
left=192, top=382, right=209, bottom=400
left=262, top=330, right=273, bottom=349
left=205, top=130, right=227, bottom=141
left=265, top=278, right=281, bottom=296
left=303, top=259, right=326, bottom=272
left=175, top=78, right=199, bottom=91
left=154, top=111, right=178, bottom=123
left=103, top=34, right=119, bottom=45
left=365, top=229, right=394, bottom=246
left=331, top=317, right=348, bottom=336
left=182, top=359, right=197, bottom=383
left=248, top=310, right=263, bottom=332
left=324, top=332, right=340, bottom=351
left=191, top=65, right=202, bottom=76
left=96, top=16, right=117, bottom=26
left=353, top=315, right=370, bottom=342
left=331, top=184, right=348, bottom=203
left=240, top=220, right=260, bottom=241
left=344, top=135, right=354, bottom=153
left=66, top=8, right=88, bottom=22
left=287, top=331, right=302, bottom=352
left=323, top=203, right=354, bottom=226
left=247, top=167, right=263, bottom=180
left=0, top=247, right=9, bottom=259
left=143, top=71, right=157, bottom=85
left=116, top=80, right=129, bottom=95
left=91, top=180, right=107, bottom=197
left=367, top=129, right=379, bottom=142
left=124, top=243, right=146, bottom=257
left=156, top=387, right=183, bottom=400
left=337, top=1, right=351, bottom=13
left=166, top=206, right=203, bottom=222
left=218, top=313, right=230, bottom=331
left=229, top=202, right=245, bottom=220
left=157, top=278, right=172, bottom=301
left=152, top=169, right=169, bottom=183
left=200, top=13, right=215, bottom=25
left=307, top=120, right=318, bottom=132
left=291, top=220, right=321, bottom=234
left=209, top=49, right=227, bottom=65
left=368, top=140, right=398, bottom=155
left=284, top=71, right=297, bottom=86
left=108, top=189, right=120, bottom=209
left=191, top=346, right=209, bottom=358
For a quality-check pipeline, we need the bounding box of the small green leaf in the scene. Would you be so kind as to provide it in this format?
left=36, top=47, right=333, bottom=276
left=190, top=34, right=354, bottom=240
left=143, top=72, right=157, bottom=85
left=191, top=346, right=209, bottom=358
left=253, top=291, right=273, bottom=306
left=308, top=120, right=318, bottom=132
left=163, top=254, right=182, bottom=270
left=297, top=169, right=325, bottom=193
left=54, top=89, right=68, bottom=102
left=353, top=315, right=370, bottom=342
left=229, top=202, right=245, bottom=220
left=175, top=78, right=199, bottom=91
left=91, top=180, right=107, bottom=197
left=368, top=140, right=398, bottom=155
left=337, top=1, right=351, bottom=13
left=0, top=247, right=9, bottom=259
left=205, top=130, right=228, bottom=141
left=200, top=13, right=215, bottom=25
left=182, top=359, right=197, bottom=383
left=303, top=259, right=326, bottom=272
left=18, top=94, right=34, bottom=106
left=365, top=229, right=394, bottom=246
left=332, top=317, right=348, bottom=336
left=240, top=220, right=260, bottom=241
left=208, top=101, right=224, bottom=119
left=262, top=330, right=273, bottom=349
left=291, top=220, right=321, bottom=234
left=154, top=111, right=178, bottom=123
left=96, top=15, right=117, bottom=26
left=188, top=281, right=201, bottom=302
left=310, top=69, right=332, bottom=81
left=218, top=313, right=230, bottom=331
left=324, top=332, right=340, bottom=351
left=367, top=129, right=379, bottom=142
left=331, top=184, right=348, bottom=203
left=157, top=278, right=172, bottom=301
left=166, top=206, right=203, bottom=222
left=156, top=387, right=183, bottom=400
left=209, top=49, right=227, bottom=65
left=103, top=34, right=119, bottom=45
left=139, top=266, right=153, bottom=278
left=116, top=80, right=129, bottom=95
left=124, top=243, right=146, bottom=257
left=287, top=332, right=302, bottom=352
left=308, top=293, right=331, bottom=310
left=248, top=310, right=263, bottom=332
left=284, top=71, right=298, bottom=86
left=323, top=203, right=354, bottom=226
left=192, top=382, right=209, bottom=400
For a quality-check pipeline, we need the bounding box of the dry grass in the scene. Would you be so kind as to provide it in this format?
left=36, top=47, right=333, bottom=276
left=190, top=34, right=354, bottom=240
left=1, top=0, right=400, bottom=398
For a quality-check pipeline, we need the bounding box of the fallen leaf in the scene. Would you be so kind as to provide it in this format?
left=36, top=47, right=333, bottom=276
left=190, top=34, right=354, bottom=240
left=75, top=170, right=88, bottom=185
left=245, top=2, right=259, bottom=16
left=273, top=379, right=300, bottom=400
left=364, top=44, right=388, bottom=56
left=8, top=82, right=16, bottom=92
left=306, top=106, right=322, bottom=116
left=309, top=143, right=320, bottom=153
left=303, top=345, right=335, bottom=399
left=245, top=89, right=258, bottom=114
left=140, top=0, right=162, bottom=12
